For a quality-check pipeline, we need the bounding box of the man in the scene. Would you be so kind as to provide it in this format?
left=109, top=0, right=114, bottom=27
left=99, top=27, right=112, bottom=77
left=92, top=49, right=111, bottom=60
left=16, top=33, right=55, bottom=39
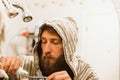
left=1, top=17, right=99, bottom=80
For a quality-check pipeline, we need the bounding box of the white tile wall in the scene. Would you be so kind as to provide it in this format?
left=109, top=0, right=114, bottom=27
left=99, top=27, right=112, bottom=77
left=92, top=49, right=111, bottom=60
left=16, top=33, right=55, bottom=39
left=112, top=0, right=120, bottom=22
left=112, top=0, right=120, bottom=9
left=112, top=1, right=120, bottom=80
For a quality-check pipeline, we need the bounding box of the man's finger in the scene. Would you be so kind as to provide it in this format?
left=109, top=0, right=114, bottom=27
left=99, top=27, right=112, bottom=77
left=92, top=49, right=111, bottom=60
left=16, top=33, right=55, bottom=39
left=46, top=71, right=71, bottom=80
left=2, top=57, right=10, bottom=72
left=7, top=57, right=20, bottom=74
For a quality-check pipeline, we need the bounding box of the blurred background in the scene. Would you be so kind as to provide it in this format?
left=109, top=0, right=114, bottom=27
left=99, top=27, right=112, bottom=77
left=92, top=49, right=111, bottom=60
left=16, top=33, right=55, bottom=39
left=0, top=0, right=119, bottom=80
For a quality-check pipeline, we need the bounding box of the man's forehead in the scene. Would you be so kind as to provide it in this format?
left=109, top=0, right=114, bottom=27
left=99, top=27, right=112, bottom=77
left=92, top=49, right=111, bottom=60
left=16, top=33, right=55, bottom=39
left=41, top=30, right=61, bottom=39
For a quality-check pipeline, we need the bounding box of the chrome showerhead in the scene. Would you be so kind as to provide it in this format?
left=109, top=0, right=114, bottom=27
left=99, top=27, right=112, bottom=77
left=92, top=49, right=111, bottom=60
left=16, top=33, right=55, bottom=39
left=8, top=8, right=19, bottom=18
left=2, top=0, right=19, bottom=18
left=12, top=2, right=33, bottom=22
left=2, top=0, right=33, bottom=22
left=22, top=10, right=33, bottom=22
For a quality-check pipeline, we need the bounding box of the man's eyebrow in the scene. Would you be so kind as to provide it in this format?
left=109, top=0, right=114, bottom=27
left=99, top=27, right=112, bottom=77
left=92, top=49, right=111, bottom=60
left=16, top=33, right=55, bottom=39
left=41, top=36, right=60, bottom=40
left=41, top=37, right=45, bottom=39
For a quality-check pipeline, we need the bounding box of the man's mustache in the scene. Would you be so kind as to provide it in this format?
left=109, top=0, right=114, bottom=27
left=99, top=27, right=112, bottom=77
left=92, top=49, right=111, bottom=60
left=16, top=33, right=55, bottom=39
left=43, top=52, right=54, bottom=59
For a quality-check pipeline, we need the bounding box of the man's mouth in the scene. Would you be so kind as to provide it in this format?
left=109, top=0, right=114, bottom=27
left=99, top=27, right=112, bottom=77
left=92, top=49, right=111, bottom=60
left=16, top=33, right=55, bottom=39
left=44, top=56, right=54, bottom=60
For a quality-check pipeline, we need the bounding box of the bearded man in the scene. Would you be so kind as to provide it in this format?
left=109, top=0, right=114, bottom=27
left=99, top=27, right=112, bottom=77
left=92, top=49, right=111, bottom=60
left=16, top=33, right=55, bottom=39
left=0, top=17, right=99, bottom=80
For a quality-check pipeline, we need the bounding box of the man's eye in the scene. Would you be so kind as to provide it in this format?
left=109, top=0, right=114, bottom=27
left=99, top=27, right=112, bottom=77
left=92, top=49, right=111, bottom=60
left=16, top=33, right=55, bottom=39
left=52, top=40, right=59, bottom=44
left=41, top=40, right=46, bottom=44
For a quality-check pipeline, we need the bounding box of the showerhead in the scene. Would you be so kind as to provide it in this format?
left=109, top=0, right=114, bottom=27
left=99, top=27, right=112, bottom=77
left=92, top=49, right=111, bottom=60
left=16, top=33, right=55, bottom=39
left=2, top=0, right=33, bottom=22
left=8, top=8, right=19, bottom=18
left=12, top=2, right=33, bottom=22
left=23, top=10, right=33, bottom=22
left=2, top=0, right=19, bottom=18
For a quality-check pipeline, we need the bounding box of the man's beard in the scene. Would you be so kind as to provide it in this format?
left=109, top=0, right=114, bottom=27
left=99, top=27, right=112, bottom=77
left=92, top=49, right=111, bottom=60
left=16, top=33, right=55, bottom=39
left=39, top=54, right=69, bottom=76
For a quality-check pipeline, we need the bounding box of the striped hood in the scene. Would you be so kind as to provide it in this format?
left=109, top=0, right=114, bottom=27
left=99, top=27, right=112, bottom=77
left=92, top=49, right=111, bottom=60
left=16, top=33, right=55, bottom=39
left=34, top=17, right=79, bottom=76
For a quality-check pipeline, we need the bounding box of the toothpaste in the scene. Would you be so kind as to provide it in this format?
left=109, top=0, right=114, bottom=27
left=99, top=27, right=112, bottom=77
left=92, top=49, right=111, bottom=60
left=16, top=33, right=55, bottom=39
left=0, top=69, right=9, bottom=80
left=0, top=67, right=29, bottom=80
left=17, top=67, right=29, bottom=76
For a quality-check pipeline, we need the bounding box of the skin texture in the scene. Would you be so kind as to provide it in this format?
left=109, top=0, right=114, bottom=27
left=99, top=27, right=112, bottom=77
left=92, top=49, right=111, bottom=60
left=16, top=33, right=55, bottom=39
left=41, top=30, right=71, bottom=80
left=41, top=30, right=63, bottom=66
left=0, top=56, right=20, bottom=75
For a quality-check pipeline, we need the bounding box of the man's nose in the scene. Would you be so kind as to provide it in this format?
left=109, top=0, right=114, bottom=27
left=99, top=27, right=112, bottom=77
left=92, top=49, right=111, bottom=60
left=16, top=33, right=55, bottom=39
left=44, top=42, right=51, bottom=52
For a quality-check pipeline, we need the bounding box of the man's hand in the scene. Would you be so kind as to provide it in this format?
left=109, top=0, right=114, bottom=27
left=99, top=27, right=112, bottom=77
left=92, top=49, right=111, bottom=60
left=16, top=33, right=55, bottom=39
left=46, top=71, right=72, bottom=80
left=1, top=56, right=20, bottom=75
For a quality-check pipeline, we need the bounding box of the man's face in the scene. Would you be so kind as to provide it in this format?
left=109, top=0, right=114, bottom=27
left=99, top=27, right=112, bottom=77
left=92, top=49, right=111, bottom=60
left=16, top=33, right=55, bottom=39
left=41, top=30, right=63, bottom=69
